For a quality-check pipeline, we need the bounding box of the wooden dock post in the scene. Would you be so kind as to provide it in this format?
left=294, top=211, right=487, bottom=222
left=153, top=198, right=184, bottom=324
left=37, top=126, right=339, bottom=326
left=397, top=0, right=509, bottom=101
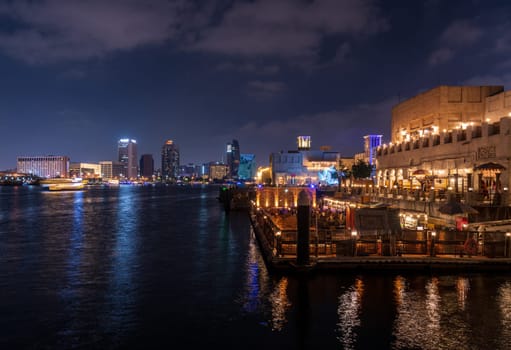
left=297, top=190, right=311, bottom=266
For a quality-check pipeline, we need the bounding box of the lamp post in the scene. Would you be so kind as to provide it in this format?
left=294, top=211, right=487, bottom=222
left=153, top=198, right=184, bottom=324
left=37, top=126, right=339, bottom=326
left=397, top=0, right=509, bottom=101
left=417, top=226, right=425, bottom=254
left=351, top=230, right=358, bottom=256
left=505, top=232, right=511, bottom=258
left=315, top=210, right=319, bottom=257
left=430, top=230, right=436, bottom=257
left=274, top=230, right=282, bottom=257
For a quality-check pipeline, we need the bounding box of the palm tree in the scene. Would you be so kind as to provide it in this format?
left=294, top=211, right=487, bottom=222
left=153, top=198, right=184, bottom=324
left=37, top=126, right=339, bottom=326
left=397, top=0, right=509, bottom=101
left=351, top=159, right=372, bottom=179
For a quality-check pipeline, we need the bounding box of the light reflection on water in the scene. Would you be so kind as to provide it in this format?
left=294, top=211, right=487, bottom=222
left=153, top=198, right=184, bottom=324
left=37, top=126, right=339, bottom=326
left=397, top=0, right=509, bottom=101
left=337, top=278, right=363, bottom=350
left=457, top=277, right=470, bottom=310
left=102, top=187, right=139, bottom=341
left=269, top=277, right=291, bottom=331
left=2, top=186, right=511, bottom=349
left=240, top=225, right=291, bottom=331
left=392, top=276, right=478, bottom=350
left=498, top=282, right=511, bottom=344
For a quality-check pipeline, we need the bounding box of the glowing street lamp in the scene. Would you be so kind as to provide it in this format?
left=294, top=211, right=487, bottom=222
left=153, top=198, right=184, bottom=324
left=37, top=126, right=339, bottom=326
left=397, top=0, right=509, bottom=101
left=505, top=232, right=511, bottom=258
left=274, top=230, right=282, bottom=257
left=430, top=231, right=436, bottom=257
left=351, top=230, right=358, bottom=256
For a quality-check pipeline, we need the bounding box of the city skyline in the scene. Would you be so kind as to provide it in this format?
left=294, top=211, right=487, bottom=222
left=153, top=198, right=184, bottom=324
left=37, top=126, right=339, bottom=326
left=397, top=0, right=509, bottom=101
left=1, top=1, right=511, bottom=170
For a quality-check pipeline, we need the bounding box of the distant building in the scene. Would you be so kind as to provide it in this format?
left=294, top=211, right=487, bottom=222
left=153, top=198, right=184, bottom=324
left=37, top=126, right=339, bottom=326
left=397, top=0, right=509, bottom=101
left=364, top=135, right=382, bottom=166
left=269, top=137, right=341, bottom=186
left=99, top=161, right=124, bottom=179
left=339, top=157, right=356, bottom=171
left=178, top=163, right=201, bottom=178
left=199, top=163, right=209, bottom=178
left=17, top=155, right=70, bottom=178
left=161, top=139, right=179, bottom=181
left=118, top=138, right=138, bottom=179
left=69, top=162, right=101, bottom=178
left=256, top=166, right=272, bottom=185
left=209, top=163, right=229, bottom=181
left=270, top=151, right=304, bottom=185
left=350, top=136, right=382, bottom=178
left=238, top=154, right=256, bottom=181
left=226, top=139, right=240, bottom=179
left=301, top=149, right=340, bottom=185
left=139, top=154, right=154, bottom=178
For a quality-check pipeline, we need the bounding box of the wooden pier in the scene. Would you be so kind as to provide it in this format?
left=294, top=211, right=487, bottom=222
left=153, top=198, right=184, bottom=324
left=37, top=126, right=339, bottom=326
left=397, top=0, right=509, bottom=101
left=248, top=202, right=511, bottom=274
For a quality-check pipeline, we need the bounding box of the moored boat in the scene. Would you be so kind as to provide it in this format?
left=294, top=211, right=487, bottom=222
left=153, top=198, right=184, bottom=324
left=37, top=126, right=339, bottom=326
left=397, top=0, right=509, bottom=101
left=39, top=178, right=85, bottom=191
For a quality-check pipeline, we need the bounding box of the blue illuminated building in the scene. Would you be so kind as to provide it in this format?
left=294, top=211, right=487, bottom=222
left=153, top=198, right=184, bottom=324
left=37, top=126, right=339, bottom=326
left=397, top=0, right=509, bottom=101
left=238, top=154, right=256, bottom=181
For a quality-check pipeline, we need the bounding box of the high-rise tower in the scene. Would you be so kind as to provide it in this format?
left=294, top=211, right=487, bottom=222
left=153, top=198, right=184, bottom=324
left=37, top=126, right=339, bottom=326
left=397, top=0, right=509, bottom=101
left=118, top=138, right=138, bottom=179
left=161, top=140, right=179, bottom=181
left=226, top=139, right=240, bottom=179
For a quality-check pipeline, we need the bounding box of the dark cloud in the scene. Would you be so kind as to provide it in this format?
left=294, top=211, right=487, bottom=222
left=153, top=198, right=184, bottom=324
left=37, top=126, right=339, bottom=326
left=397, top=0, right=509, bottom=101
left=0, top=0, right=387, bottom=66
left=0, top=0, right=186, bottom=64
left=189, top=0, right=388, bottom=61
left=439, top=20, right=483, bottom=47
left=429, top=20, right=483, bottom=65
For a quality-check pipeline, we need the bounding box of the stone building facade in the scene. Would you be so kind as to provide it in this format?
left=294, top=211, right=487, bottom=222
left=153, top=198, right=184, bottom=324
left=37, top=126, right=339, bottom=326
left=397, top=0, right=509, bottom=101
left=390, top=85, right=503, bottom=143
left=376, top=85, right=511, bottom=206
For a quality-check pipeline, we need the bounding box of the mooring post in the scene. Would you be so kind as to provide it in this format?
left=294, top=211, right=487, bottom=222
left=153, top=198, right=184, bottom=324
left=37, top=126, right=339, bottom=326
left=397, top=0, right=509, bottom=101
left=297, top=190, right=311, bottom=265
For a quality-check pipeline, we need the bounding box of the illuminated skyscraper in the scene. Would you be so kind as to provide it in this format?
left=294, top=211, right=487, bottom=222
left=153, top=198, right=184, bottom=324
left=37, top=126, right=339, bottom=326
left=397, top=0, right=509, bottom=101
left=118, top=138, right=138, bottom=179
left=161, top=140, right=179, bottom=181
left=226, top=139, right=240, bottom=179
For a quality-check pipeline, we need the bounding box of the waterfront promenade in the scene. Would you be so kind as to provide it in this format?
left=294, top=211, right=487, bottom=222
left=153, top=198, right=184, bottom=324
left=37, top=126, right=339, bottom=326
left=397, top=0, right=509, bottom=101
left=246, top=189, right=511, bottom=274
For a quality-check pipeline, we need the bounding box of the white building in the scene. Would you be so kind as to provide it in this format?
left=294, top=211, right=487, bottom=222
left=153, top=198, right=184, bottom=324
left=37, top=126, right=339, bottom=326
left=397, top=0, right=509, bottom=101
left=17, top=155, right=69, bottom=178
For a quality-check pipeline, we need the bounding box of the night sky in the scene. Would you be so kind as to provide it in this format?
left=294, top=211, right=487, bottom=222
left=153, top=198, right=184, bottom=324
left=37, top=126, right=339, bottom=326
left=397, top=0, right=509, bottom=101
left=1, top=0, right=510, bottom=171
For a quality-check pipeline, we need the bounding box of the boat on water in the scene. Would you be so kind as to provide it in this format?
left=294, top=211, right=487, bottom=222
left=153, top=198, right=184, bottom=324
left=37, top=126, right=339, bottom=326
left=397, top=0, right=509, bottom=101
left=106, top=179, right=120, bottom=186
left=39, top=178, right=85, bottom=191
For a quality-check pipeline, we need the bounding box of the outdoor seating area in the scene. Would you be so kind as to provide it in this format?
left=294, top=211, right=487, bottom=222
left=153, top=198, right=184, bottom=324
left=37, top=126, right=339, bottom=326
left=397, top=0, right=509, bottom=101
left=250, top=201, right=511, bottom=260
